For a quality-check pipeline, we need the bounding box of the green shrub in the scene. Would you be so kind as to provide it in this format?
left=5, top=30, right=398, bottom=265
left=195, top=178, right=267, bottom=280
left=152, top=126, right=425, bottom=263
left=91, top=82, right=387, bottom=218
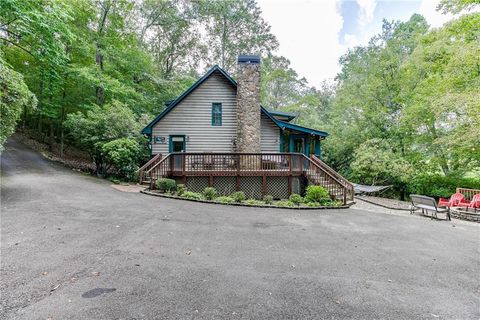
left=263, top=195, right=273, bottom=204
left=274, top=200, right=294, bottom=207
left=182, top=191, right=203, bottom=200
left=305, top=185, right=330, bottom=203
left=306, top=201, right=321, bottom=207
left=244, top=199, right=264, bottom=205
left=407, top=174, right=480, bottom=199
left=232, top=191, right=246, bottom=203
left=325, top=200, right=343, bottom=207
left=289, top=193, right=303, bottom=206
left=176, top=184, right=186, bottom=196
left=203, top=187, right=218, bottom=200
left=101, top=138, right=141, bottom=181
left=216, top=196, right=235, bottom=204
left=156, top=178, right=177, bottom=192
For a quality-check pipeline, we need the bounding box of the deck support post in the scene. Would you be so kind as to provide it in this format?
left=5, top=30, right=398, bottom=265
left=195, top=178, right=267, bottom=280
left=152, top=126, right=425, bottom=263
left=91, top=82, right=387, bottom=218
left=288, top=176, right=292, bottom=196
left=262, top=175, right=267, bottom=197
left=288, top=154, right=293, bottom=195
left=209, top=175, right=213, bottom=187
left=236, top=154, right=241, bottom=191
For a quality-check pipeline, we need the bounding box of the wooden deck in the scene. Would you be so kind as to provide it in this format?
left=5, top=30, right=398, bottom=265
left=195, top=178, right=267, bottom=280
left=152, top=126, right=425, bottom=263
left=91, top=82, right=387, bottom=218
left=139, top=153, right=354, bottom=204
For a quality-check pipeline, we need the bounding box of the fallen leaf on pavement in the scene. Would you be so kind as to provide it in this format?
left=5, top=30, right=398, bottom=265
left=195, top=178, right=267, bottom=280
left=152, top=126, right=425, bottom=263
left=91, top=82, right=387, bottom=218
left=185, top=249, right=192, bottom=255
left=50, top=284, right=60, bottom=293
left=91, top=271, right=100, bottom=276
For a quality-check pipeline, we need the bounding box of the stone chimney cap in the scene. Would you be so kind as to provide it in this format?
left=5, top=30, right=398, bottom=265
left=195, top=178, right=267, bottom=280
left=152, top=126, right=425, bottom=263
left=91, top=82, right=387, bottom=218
left=238, top=55, right=260, bottom=64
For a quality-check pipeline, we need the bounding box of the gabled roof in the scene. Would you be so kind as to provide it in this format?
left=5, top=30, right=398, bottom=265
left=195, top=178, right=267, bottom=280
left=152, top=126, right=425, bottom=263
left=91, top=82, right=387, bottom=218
left=142, top=65, right=236, bottom=135
left=142, top=65, right=328, bottom=138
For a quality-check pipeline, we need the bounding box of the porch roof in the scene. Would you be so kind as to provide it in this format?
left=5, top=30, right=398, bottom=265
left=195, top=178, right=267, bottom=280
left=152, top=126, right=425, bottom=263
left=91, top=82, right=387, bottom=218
left=265, top=109, right=297, bottom=122
left=260, top=107, right=329, bottom=138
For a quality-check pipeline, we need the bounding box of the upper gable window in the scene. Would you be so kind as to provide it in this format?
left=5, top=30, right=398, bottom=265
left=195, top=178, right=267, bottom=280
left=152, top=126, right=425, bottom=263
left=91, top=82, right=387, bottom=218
left=212, top=103, right=222, bottom=126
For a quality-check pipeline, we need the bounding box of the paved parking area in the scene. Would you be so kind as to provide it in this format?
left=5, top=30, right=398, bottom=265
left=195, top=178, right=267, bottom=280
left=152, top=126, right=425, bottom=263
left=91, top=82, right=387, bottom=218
left=1, top=138, right=479, bottom=319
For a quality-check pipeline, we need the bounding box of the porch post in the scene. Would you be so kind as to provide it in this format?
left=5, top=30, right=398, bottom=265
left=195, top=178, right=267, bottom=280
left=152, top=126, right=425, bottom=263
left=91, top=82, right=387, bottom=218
left=305, top=136, right=310, bottom=156
left=279, top=131, right=285, bottom=152
left=314, top=137, right=321, bottom=157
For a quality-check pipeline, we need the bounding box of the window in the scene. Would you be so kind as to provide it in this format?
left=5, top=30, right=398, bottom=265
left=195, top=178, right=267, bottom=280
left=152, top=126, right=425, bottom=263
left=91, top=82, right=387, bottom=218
left=212, top=103, right=222, bottom=126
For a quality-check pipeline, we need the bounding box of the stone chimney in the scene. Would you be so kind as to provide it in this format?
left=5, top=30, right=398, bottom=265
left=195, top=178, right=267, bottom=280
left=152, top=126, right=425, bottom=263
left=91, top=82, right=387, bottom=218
left=236, top=55, right=261, bottom=153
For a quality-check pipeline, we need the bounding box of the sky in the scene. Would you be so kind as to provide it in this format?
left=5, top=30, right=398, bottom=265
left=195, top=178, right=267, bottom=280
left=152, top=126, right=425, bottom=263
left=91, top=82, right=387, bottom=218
left=257, top=0, right=456, bottom=88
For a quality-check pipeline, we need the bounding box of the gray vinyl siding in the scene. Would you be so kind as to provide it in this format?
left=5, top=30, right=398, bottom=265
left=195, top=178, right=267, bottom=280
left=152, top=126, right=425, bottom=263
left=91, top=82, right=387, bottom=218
left=261, top=113, right=280, bottom=152
left=151, top=71, right=237, bottom=154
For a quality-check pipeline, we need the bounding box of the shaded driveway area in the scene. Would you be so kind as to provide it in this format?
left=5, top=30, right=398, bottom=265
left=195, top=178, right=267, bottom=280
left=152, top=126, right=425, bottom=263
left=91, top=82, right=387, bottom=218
left=1, top=138, right=479, bottom=319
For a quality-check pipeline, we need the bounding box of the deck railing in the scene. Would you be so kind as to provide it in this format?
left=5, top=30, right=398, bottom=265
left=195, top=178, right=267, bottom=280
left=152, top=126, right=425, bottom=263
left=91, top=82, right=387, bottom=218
left=168, top=153, right=305, bottom=176
left=141, top=152, right=353, bottom=203
left=457, top=187, right=480, bottom=201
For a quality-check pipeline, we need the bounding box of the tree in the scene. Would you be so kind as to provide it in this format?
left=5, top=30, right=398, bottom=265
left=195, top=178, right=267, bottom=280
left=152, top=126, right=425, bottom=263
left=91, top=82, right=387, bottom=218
left=400, top=13, right=480, bottom=175
left=0, top=57, right=37, bottom=149
left=102, top=137, right=142, bottom=180
left=64, top=100, right=140, bottom=175
left=138, top=0, right=203, bottom=78
left=438, top=0, right=480, bottom=13
left=194, top=0, right=278, bottom=73
left=1, top=0, right=74, bottom=135
left=326, top=15, right=429, bottom=173
left=350, top=139, right=414, bottom=199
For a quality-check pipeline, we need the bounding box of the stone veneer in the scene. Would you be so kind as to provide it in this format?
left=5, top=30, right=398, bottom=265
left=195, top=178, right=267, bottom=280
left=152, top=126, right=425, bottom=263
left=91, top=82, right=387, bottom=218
left=236, top=57, right=261, bottom=153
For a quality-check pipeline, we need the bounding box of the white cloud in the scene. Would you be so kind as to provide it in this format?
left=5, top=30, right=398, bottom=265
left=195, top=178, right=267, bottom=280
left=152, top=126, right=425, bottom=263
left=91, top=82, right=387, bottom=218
left=357, top=0, right=377, bottom=26
left=257, top=0, right=345, bottom=88
left=343, top=33, right=361, bottom=47
left=419, top=0, right=454, bottom=28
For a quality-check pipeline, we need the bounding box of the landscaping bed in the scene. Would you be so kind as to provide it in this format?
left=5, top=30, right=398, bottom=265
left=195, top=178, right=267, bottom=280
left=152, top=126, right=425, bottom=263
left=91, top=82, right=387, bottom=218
left=142, top=178, right=350, bottom=210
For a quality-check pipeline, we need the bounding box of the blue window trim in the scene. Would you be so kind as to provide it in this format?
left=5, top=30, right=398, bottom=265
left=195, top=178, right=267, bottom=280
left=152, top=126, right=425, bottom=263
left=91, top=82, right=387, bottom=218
left=212, top=102, right=222, bottom=126
left=169, top=135, right=186, bottom=153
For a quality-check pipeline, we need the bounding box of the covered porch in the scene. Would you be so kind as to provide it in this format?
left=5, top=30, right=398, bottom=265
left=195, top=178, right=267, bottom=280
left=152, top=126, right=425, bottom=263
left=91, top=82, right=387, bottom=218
left=279, top=123, right=328, bottom=158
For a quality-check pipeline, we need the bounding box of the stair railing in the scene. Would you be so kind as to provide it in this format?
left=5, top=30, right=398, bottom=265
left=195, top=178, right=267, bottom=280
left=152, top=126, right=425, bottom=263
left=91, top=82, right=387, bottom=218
left=302, top=155, right=354, bottom=204
left=142, top=154, right=171, bottom=187
left=138, top=154, right=162, bottom=183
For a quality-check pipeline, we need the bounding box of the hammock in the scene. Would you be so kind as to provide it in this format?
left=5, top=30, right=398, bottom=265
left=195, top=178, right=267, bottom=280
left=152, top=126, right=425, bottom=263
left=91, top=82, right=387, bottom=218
left=352, top=183, right=392, bottom=194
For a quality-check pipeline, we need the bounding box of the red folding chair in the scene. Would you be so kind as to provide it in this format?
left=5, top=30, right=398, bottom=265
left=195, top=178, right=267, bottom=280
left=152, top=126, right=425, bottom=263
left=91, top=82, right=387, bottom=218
left=457, top=194, right=480, bottom=212
left=438, top=193, right=465, bottom=207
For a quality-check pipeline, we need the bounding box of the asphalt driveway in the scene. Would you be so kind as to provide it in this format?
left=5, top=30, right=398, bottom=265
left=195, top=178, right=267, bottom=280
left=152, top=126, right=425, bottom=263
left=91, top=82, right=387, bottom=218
left=1, top=137, right=479, bottom=319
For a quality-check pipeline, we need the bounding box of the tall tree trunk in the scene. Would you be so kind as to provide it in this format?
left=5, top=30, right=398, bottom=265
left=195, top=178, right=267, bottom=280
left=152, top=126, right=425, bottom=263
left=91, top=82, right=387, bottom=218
left=221, top=15, right=227, bottom=69
left=95, top=0, right=115, bottom=106
left=37, top=71, right=44, bottom=134
left=429, top=123, right=450, bottom=175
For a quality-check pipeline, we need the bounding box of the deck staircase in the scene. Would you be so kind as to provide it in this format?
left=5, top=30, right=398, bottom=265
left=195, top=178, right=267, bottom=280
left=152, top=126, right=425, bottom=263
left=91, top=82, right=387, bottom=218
left=138, top=153, right=353, bottom=204
left=304, top=155, right=354, bottom=203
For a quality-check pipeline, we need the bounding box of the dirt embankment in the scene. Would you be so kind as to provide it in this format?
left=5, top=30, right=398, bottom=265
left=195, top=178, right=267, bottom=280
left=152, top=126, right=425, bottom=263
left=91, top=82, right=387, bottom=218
left=14, top=131, right=96, bottom=173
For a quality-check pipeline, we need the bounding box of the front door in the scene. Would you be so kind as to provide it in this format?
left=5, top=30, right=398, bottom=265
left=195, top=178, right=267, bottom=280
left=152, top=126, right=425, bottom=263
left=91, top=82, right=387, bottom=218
left=170, top=135, right=186, bottom=153
left=289, top=135, right=308, bottom=155
left=170, top=135, right=185, bottom=171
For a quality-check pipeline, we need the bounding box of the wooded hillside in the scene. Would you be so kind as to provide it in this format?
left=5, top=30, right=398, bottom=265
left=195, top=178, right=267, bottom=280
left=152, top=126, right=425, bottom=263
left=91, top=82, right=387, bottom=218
left=1, top=0, right=479, bottom=198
